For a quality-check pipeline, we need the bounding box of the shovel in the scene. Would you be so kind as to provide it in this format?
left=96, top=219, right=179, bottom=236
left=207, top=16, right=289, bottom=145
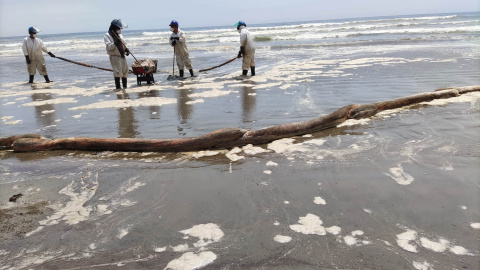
left=167, top=46, right=177, bottom=80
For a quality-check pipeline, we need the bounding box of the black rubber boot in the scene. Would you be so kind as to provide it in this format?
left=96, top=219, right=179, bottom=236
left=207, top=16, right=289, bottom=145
left=122, top=77, right=127, bottom=89
left=250, top=66, right=255, bottom=76
left=114, top=77, right=121, bottom=89
left=28, top=75, right=34, bottom=83
left=44, top=75, right=51, bottom=83
left=242, top=70, right=248, bottom=76
left=179, top=70, right=184, bottom=78
left=189, top=69, right=195, bottom=77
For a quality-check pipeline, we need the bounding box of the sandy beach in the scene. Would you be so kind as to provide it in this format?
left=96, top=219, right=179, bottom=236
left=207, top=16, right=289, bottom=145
left=1, top=12, right=479, bottom=269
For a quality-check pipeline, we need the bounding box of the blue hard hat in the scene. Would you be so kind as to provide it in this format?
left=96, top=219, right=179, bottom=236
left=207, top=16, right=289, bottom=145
left=111, top=19, right=128, bottom=29
left=28, top=26, right=40, bottom=34
left=234, top=21, right=246, bottom=30
left=169, top=20, right=179, bottom=27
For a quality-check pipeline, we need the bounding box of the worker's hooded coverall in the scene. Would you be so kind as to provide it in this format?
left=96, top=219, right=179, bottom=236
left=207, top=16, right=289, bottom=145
left=22, top=37, right=49, bottom=76
left=104, top=32, right=129, bottom=78
left=239, top=26, right=255, bottom=70
left=169, top=29, right=192, bottom=71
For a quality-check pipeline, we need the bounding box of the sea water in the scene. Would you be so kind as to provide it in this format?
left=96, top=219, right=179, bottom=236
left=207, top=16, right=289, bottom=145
left=0, top=12, right=479, bottom=269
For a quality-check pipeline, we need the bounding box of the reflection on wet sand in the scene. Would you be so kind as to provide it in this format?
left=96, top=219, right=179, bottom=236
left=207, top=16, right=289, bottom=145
left=139, top=90, right=161, bottom=119
left=116, top=90, right=138, bottom=138
left=31, top=92, right=57, bottom=136
left=177, top=88, right=193, bottom=136
left=241, top=85, right=256, bottom=128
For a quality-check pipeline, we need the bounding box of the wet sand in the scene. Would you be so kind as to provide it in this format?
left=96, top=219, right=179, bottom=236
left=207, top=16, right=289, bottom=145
left=1, top=98, right=479, bottom=269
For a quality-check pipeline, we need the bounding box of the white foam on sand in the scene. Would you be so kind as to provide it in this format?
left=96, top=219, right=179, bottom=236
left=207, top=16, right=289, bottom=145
left=266, top=161, right=278, bottom=166
left=164, top=251, right=217, bottom=270
left=69, top=97, right=177, bottom=110
left=343, top=235, right=357, bottom=246
left=165, top=223, right=224, bottom=269
left=470, top=223, right=480, bottom=229
left=313, top=196, right=326, bottom=205
left=343, top=230, right=369, bottom=246
left=117, top=227, right=131, bottom=239
left=396, top=229, right=473, bottom=256
left=385, top=164, right=414, bottom=185
left=412, top=261, right=433, bottom=270
left=274, top=235, right=292, bottom=243
left=363, top=208, right=372, bottom=214
left=22, top=97, right=77, bottom=107
left=1, top=116, right=22, bottom=125
left=154, top=246, right=167, bottom=253
left=337, top=118, right=371, bottom=127
left=179, top=223, right=224, bottom=248
left=188, top=89, right=237, bottom=98
left=185, top=99, right=204, bottom=105
left=172, top=244, right=190, bottom=252
left=326, top=226, right=341, bottom=235
left=186, top=150, right=224, bottom=159
left=242, top=144, right=269, bottom=155
left=267, top=137, right=374, bottom=162
left=289, top=213, right=326, bottom=235
left=26, top=173, right=99, bottom=238
left=420, top=237, right=449, bottom=252
left=267, top=138, right=309, bottom=154
left=225, top=147, right=245, bottom=161
left=396, top=230, right=418, bottom=253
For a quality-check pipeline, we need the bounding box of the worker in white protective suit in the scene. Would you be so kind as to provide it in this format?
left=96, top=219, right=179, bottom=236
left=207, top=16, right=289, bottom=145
left=169, top=20, right=195, bottom=77
left=235, top=21, right=255, bottom=76
left=22, top=26, right=56, bottom=83
left=104, top=19, right=130, bottom=89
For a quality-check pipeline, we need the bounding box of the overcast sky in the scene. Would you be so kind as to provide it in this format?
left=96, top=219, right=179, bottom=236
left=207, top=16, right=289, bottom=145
left=0, top=0, right=478, bottom=37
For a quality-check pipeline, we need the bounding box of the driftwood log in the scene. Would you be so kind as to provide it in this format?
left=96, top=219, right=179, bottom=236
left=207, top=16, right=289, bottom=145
left=1, top=85, right=479, bottom=153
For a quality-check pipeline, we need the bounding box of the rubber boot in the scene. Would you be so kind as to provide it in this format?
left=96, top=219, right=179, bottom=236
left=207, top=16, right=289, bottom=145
left=122, top=77, right=127, bottom=89
left=250, top=66, right=255, bottom=76
left=114, top=77, right=121, bottom=89
left=242, top=70, right=248, bottom=76
left=179, top=70, right=184, bottom=78
left=44, top=75, right=51, bottom=83
left=28, top=75, right=34, bottom=83
left=189, top=69, right=195, bottom=77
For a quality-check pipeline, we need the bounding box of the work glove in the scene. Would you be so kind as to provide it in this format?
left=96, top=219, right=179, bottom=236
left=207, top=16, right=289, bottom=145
left=172, top=40, right=177, bottom=46
left=237, top=46, right=245, bottom=58
left=174, top=37, right=179, bottom=40
left=25, top=55, right=31, bottom=64
left=125, top=48, right=130, bottom=56
left=48, top=52, right=56, bottom=58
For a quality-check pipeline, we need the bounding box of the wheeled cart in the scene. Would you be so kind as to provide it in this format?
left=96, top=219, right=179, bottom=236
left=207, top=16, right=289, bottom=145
left=131, top=59, right=158, bottom=86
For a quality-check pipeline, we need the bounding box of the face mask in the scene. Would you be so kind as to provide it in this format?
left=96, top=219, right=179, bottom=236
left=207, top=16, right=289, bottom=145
left=170, top=28, right=174, bottom=32
left=32, top=34, right=37, bottom=38
left=116, top=30, right=121, bottom=34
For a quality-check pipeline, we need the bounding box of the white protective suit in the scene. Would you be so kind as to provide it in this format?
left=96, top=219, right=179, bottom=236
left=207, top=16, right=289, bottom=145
left=104, top=32, right=129, bottom=78
left=239, top=26, right=255, bottom=70
left=169, top=29, right=193, bottom=70
left=22, top=37, right=49, bottom=75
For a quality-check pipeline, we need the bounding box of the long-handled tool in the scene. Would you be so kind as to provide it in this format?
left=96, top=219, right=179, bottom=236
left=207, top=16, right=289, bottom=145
left=199, top=57, right=237, bottom=72
left=167, top=46, right=177, bottom=80
left=112, top=31, right=146, bottom=72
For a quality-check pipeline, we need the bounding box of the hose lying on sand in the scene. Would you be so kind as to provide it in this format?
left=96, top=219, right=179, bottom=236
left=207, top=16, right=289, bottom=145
left=55, top=56, right=114, bottom=72
left=1, top=85, right=479, bottom=153
left=56, top=56, right=134, bottom=74
left=199, top=57, right=237, bottom=72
